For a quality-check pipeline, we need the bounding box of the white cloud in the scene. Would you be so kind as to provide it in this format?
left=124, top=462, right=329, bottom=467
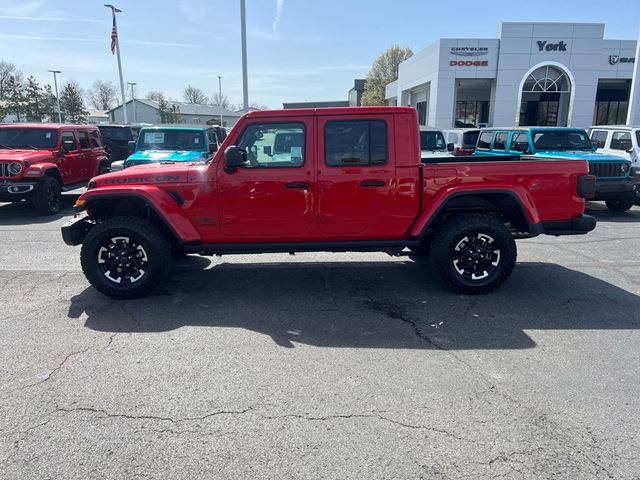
left=0, top=0, right=42, bottom=17
left=0, top=14, right=105, bottom=24
left=272, top=0, right=284, bottom=38
left=0, top=34, right=199, bottom=49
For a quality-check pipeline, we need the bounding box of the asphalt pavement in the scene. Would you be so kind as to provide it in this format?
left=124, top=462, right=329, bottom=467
left=1, top=195, right=639, bottom=479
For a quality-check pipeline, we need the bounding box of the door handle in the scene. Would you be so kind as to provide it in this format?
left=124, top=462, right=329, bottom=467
left=360, top=180, right=385, bottom=187
left=285, top=182, right=309, bottom=189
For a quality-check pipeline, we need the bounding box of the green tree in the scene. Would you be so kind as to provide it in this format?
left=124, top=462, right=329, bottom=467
left=59, top=80, right=88, bottom=123
left=361, top=45, right=413, bottom=106
left=24, top=76, right=52, bottom=122
left=0, top=60, right=18, bottom=100
left=5, top=75, right=27, bottom=121
left=156, top=94, right=181, bottom=123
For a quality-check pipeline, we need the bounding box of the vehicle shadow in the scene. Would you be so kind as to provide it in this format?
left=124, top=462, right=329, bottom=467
left=586, top=202, right=640, bottom=223
left=69, top=258, right=640, bottom=350
left=0, top=193, right=79, bottom=225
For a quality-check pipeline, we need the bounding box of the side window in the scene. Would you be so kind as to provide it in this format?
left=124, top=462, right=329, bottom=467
left=477, top=131, right=493, bottom=149
left=237, top=122, right=305, bottom=168
left=325, top=120, right=388, bottom=167
left=89, top=130, right=102, bottom=148
left=77, top=131, right=90, bottom=149
left=61, top=131, right=77, bottom=151
left=590, top=130, right=608, bottom=149
left=511, top=133, right=529, bottom=152
left=611, top=131, right=632, bottom=151
left=493, top=132, right=508, bottom=150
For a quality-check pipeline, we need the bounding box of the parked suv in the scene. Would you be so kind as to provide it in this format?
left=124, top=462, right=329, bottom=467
left=110, top=125, right=226, bottom=171
left=475, top=127, right=639, bottom=212
left=97, top=124, right=145, bottom=163
left=0, top=123, right=109, bottom=214
left=442, top=128, right=480, bottom=156
left=588, top=125, right=640, bottom=166
left=419, top=127, right=453, bottom=160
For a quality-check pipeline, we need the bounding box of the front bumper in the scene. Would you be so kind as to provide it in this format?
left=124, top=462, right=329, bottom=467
left=61, top=215, right=95, bottom=246
left=0, top=180, right=37, bottom=197
left=593, top=177, right=639, bottom=200
left=539, top=214, right=597, bottom=236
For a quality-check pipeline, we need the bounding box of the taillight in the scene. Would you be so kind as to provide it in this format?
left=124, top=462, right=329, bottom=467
left=454, top=147, right=474, bottom=156
left=577, top=175, right=596, bottom=199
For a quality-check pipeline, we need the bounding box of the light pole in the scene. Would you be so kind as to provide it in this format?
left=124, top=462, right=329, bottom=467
left=128, top=81, right=137, bottom=123
left=217, top=75, right=223, bottom=126
left=240, top=0, right=249, bottom=112
left=48, top=70, right=62, bottom=123
left=105, top=4, right=128, bottom=123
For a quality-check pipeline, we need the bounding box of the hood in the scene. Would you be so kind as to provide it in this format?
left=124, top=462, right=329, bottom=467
left=421, top=149, right=452, bottom=159
left=0, top=149, right=56, bottom=163
left=90, top=162, right=207, bottom=188
left=125, top=149, right=207, bottom=165
left=536, top=151, right=630, bottom=163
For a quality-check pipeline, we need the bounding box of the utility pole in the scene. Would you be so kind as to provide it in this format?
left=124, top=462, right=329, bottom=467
left=217, top=75, right=223, bottom=126
left=48, top=70, right=62, bottom=123
left=128, top=81, right=137, bottom=123
left=240, top=0, right=249, bottom=112
left=105, top=4, right=128, bottom=123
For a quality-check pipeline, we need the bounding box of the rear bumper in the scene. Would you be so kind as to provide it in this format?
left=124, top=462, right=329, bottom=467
left=538, top=214, right=597, bottom=236
left=593, top=177, right=638, bottom=200
left=61, top=216, right=95, bottom=246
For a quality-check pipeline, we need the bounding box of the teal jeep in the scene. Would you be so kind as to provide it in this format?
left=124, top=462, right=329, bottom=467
left=474, top=127, right=639, bottom=212
left=110, top=125, right=227, bottom=171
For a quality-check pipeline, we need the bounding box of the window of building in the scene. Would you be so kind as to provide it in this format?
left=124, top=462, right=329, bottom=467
left=455, top=101, right=489, bottom=127
left=477, top=131, right=493, bottom=149
left=611, top=131, right=632, bottom=151
left=415, top=101, right=427, bottom=126
left=590, top=130, right=608, bottom=149
left=493, top=132, right=508, bottom=150
left=593, top=101, right=628, bottom=125
left=510, top=133, right=529, bottom=152
left=325, top=120, right=387, bottom=167
left=237, top=122, right=306, bottom=168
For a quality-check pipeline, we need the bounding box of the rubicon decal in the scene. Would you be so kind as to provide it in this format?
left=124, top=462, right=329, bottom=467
left=450, top=47, right=489, bottom=57
left=450, top=60, right=489, bottom=67
left=103, top=175, right=181, bottom=184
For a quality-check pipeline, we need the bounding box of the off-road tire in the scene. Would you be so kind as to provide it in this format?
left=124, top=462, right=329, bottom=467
left=430, top=214, right=516, bottom=294
left=605, top=194, right=635, bottom=212
left=32, top=176, right=62, bottom=215
left=80, top=216, right=171, bottom=299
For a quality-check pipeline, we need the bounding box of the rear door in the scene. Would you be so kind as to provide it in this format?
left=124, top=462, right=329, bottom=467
left=60, top=130, right=82, bottom=183
left=608, top=130, right=633, bottom=161
left=75, top=130, right=93, bottom=180
left=316, top=115, right=395, bottom=236
left=217, top=118, right=315, bottom=238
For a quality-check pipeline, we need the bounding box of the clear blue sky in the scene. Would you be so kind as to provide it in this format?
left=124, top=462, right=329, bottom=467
left=0, top=0, right=639, bottom=108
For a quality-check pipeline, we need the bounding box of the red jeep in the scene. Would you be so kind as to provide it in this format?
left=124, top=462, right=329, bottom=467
left=0, top=124, right=109, bottom=214
left=62, top=107, right=596, bottom=298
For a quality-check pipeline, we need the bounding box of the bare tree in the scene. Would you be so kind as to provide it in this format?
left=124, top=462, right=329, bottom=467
left=146, top=90, right=164, bottom=102
left=211, top=91, right=230, bottom=109
left=0, top=60, right=18, bottom=100
left=183, top=85, right=208, bottom=104
left=87, top=80, right=117, bottom=110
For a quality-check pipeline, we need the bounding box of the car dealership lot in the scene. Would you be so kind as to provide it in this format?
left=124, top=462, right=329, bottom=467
left=1, top=196, right=639, bottom=479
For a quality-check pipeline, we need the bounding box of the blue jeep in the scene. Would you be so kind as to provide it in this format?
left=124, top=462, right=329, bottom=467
left=474, top=127, right=639, bottom=212
left=110, top=125, right=227, bottom=171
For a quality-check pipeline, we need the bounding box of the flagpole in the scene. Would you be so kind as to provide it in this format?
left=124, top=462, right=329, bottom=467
left=240, top=0, right=249, bottom=112
left=105, top=4, right=128, bottom=123
left=626, top=28, right=640, bottom=125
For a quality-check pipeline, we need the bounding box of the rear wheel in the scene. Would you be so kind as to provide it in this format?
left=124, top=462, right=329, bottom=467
left=80, top=216, right=171, bottom=299
left=431, top=214, right=516, bottom=294
left=32, top=176, right=62, bottom=215
left=605, top=194, right=635, bottom=212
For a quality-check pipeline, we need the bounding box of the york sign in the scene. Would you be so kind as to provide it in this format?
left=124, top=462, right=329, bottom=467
left=537, top=40, right=568, bottom=52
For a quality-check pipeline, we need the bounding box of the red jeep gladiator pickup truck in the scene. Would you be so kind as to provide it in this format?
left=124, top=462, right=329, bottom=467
left=0, top=123, right=109, bottom=214
left=61, top=107, right=596, bottom=298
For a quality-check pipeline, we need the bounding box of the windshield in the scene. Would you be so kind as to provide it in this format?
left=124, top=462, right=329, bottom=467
left=462, top=130, right=480, bottom=147
left=532, top=130, right=593, bottom=151
left=0, top=128, right=58, bottom=149
left=420, top=131, right=446, bottom=151
left=138, top=129, right=205, bottom=151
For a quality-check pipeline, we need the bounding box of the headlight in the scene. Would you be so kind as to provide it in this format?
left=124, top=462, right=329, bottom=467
left=8, top=162, right=22, bottom=175
left=621, top=163, right=630, bottom=174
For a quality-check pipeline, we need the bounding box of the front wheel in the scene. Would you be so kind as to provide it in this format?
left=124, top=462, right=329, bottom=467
left=430, top=214, right=517, bottom=294
left=80, top=216, right=171, bottom=299
left=605, top=194, right=635, bottom=212
left=32, top=176, right=62, bottom=215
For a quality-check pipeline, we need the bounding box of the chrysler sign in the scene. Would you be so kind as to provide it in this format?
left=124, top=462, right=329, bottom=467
left=450, top=47, right=489, bottom=57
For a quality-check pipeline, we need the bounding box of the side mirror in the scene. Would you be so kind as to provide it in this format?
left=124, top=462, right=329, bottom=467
left=128, top=140, right=136, bottom=153
left=208, top=143, right=218, bottom=154
left=263, top=145, right=272, bottom=156
left=627, top=148, right=634, bottom=154
left=62, top=140, right=76, bottom=152
left=446, top=142, right=454, bottom=152
left=224, top=145, right=247, bottom=172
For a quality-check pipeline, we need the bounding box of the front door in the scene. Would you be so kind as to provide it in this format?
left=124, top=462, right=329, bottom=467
left=316, top=116, right=395, bottom=236
left=217, top=119, right=315, bottom=238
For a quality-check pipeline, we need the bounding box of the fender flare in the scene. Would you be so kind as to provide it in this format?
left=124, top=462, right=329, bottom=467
left=79, top=186, right=202, bottom=243
left=410, top=186, right=541, bottom=238
left=23, top=162, right=61, bottom=180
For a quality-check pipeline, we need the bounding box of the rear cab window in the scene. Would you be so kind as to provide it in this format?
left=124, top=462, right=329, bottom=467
left=510, top=132, right=529, bottom=152
left=462, top=130, right=479, bottom=147
left=89, top=130, right=103, bottom=148
left=476, top=131, right=494, bottom=150
left=611, top=131, right=632, bottom=151
left=590, top=130, right=608, bottom=149
left=325, top=120, right=387, bottom=166
left=77, top=130, right=90, bottom=150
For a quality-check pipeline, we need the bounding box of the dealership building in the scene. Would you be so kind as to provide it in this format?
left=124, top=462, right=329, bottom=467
left=385, top=22, right=639, bottom=129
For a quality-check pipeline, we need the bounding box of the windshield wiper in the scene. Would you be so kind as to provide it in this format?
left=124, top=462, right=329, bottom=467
left=0, top=144, right=11, bottom=149
left=15, top=145, right=38, bottom=150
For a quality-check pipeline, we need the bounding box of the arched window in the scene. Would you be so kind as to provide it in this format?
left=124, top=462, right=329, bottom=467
left=522, top=65, right=570, bottom=93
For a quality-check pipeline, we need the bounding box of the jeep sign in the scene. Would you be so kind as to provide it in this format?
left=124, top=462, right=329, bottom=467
left=609, top=55, right=635, bottom=65
left=537, top=41, right=568, bottom=52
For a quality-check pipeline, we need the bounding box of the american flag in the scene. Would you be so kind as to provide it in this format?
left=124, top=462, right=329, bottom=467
left=110, top=16, right=117, bottom=54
